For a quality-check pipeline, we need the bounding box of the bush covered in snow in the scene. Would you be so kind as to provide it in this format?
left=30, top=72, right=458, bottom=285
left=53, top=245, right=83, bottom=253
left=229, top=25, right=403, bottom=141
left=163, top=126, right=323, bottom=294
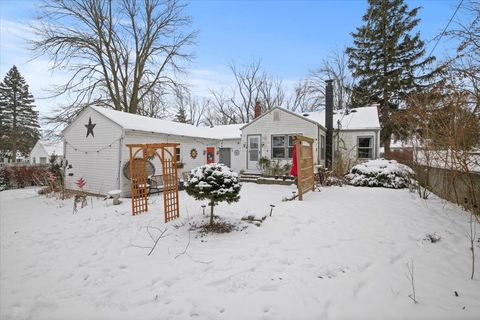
left=344, top=159, right=414, bottom=189
left=185, top=163, right=241, bottom=225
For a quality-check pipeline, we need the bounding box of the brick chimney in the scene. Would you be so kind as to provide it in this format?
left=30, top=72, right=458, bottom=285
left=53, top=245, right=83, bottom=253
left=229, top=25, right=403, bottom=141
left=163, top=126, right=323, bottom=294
left=325, top=80, right=334, bottom=169
left=254, top=100, right=262, bottom=119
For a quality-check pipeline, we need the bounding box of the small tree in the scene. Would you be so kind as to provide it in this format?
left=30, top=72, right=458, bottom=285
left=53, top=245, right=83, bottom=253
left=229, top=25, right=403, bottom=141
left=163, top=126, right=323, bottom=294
left=185, top=163, right=241, bottom=226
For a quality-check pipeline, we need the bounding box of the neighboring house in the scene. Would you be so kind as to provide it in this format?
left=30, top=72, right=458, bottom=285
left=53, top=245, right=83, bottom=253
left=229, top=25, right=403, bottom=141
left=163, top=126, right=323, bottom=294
left=29, top=140, right=64, bottom=165
left=0, top=152, right=27, bottom=165
left=62, top=85, right=380, bottom=196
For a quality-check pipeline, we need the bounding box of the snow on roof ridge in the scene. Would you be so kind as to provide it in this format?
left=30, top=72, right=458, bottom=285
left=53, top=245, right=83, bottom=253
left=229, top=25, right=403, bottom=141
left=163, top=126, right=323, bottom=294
left=39, top=140, right=64, bottom=156
left=302, top=106, right=380, bottom=130
left=91, top=106, right=243, bottom=140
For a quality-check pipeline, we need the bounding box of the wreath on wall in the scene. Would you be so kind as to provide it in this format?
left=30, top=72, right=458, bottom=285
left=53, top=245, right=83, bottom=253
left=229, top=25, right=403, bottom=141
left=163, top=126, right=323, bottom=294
left=190, top=148, right=198, bottom=159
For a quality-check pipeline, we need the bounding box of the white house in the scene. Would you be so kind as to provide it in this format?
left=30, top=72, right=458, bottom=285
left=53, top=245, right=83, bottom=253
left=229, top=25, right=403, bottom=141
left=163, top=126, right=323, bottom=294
left=241, top=105, right=381, bottom=171
left=29, top=140, right=64, bottom=165
left=62, top=106, right=243, bottom=196
left=62, top=83, right=380, bottom=196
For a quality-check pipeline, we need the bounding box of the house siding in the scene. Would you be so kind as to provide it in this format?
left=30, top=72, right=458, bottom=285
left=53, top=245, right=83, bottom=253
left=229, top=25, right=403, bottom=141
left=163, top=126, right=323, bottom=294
left=333, top=129, right=381, bottom=168
left=241, top=109, right=322, bottom=169
left=63, top=108, right=123, bottom=195
left=28, top=142, right=49, bottom=165
left=217, top=139, right=243, bottom=172
left=120, top=132, right=241, bottom=197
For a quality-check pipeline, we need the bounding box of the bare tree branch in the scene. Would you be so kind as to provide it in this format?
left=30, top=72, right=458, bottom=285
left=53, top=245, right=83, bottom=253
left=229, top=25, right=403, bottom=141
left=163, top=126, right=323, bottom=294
left=32, top=0, right=197, bottom=127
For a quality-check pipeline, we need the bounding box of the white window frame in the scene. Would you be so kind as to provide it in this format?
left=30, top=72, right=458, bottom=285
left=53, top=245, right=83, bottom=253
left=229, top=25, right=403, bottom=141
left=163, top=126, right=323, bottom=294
left=357, top=136, right=374, bottom=159
left=175, top=147, right=181, bottom=162
left=271, top=134, right=297, bottom=160
left=320, top=135, right=325, bottom=160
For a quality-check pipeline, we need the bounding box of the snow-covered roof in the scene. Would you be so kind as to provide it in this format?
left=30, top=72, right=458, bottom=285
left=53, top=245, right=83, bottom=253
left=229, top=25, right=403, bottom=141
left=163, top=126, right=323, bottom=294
left=205, top=124, right=243, bottom=140
left=91, top=106, right=242, bottom=140
left=42, top=141, right=64, bottom=156
left=390, top=139, right=413, bottom=149
left=303, top=106, right=380, bottom=130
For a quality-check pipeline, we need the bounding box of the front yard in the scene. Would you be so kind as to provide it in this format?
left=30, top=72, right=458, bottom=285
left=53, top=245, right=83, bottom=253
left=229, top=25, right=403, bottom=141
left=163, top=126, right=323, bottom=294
left=1, top=184, right=479, bottom=319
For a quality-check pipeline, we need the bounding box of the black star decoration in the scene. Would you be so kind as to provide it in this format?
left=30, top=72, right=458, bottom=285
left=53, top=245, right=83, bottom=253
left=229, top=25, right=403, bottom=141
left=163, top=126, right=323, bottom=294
left=85, top=117, right=96, bottom=138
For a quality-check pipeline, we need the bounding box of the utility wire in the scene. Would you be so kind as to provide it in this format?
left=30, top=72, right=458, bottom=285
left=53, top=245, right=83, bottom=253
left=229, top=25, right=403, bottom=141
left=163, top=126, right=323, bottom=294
left=426, top=0, right=464, bottom=60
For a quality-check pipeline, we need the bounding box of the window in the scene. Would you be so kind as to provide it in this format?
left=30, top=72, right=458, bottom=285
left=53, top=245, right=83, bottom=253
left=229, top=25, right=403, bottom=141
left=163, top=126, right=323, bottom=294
left=33, top=157, right=36, bottom=164
left=288, top=135, right=295, bottom=158
left=176, top=147, right=181, bottom=162
left=272, top=134, right=296, bottom=159
left=272, top=135, right=286, bottom=158
left=357, top=137, right=374, bottom=159
left=39, top=157, right=47, bottom=164
left=320, top=135, right=325, bottom=160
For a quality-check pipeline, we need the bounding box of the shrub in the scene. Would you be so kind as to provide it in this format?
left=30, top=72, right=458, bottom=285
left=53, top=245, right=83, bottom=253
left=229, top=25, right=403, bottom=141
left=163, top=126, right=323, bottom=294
left=185, top=163, right=241, bottom=226
left=0, top=167, right=11, bottom=191
left=344, top=159, right=415, bottom=189
left=4, top=165, right=48, bottom=188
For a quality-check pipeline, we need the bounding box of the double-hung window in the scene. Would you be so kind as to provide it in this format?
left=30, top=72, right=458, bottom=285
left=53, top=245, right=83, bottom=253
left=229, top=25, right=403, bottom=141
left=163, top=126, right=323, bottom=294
left=272, top=134, right=296, bottom=159
left=357, top=136, right=374, bottom=159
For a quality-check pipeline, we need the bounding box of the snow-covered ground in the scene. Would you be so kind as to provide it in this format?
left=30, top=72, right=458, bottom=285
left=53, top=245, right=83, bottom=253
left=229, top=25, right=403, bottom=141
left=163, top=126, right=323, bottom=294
left=1, top=184, right=479, bottom=319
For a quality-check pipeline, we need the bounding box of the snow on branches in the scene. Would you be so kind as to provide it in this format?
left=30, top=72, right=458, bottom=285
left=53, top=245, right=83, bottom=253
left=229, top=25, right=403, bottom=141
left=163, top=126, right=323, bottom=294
left=185, top=163, right=241, bottom=225
left=345, top=159, right=415, bottom=189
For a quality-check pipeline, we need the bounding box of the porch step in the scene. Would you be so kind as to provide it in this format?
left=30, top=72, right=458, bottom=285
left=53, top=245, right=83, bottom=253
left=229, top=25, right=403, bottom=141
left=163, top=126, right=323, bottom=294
left=239, top=172, right=260, bottom=183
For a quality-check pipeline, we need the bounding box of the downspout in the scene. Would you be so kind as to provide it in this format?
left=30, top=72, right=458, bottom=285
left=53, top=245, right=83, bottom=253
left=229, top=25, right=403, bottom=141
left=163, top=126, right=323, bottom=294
left=117, top=132, right=124, bottom=190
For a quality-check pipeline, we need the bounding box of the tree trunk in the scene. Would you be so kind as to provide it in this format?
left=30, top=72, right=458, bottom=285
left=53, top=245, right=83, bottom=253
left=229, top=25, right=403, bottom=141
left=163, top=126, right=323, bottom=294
left=383, top=136, right=391, bottom=155
left=209, top=202, right=215, bottom=226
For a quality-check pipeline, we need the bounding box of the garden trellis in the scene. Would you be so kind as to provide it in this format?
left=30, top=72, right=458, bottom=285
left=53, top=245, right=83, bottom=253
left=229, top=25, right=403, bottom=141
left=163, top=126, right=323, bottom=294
left=126, top=143, right=180, bottom=222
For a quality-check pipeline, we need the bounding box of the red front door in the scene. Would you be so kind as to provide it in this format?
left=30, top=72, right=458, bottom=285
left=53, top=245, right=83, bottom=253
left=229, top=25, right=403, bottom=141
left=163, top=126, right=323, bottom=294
left=206, top=147, right=215, bottom=164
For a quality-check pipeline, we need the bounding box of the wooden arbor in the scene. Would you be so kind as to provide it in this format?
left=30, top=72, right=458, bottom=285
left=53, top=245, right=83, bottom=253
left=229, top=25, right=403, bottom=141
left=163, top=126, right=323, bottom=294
left=126, top=143, right=180, bottom=222
left=293, top=136, right=315, bottom=200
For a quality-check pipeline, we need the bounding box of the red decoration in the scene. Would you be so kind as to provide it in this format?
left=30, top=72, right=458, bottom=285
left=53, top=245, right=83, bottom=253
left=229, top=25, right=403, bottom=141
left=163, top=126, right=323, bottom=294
left=290, top=144, right=298, bottom=177
left=76, top=177, right=86, bottom=190
left=48, top=172, right=57, bottom=184
left=206, top=147, right=215, bottom=164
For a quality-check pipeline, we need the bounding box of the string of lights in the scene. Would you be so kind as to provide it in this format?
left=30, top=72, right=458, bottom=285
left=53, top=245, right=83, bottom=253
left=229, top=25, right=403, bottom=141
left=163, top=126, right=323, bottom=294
left=65, top=137, right=122, bottom=154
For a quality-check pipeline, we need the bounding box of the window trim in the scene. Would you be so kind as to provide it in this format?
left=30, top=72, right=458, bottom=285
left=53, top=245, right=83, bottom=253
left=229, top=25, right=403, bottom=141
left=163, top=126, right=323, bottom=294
left=175, top=147, right=181, bottom=162
left=357, top=136, right=374, bottom=159
left=320, top=135, right=325, bottom=160
left=271, top=134, right=299, bottom=160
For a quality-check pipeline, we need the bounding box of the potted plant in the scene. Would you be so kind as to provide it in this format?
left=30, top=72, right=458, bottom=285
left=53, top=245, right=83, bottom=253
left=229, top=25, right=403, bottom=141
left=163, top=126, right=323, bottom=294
left=258, top=156, right=271, bottom=176
left=271, top=160, right=282, bottom=179
left=282, top=162, right=292, bottom=181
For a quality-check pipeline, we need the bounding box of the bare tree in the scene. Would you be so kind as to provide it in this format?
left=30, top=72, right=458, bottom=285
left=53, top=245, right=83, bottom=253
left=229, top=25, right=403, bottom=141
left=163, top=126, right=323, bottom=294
left=32, top=0, right=196, bottom=125
left=310, top=48, right=354, bottom=110
left=258, top=75, right=286, bottom=110
left=208, top=59, right=288, bottom=124
left=445, top=0, right=480, bottom=111
left=208, top=89, right=238, bottom=125
left=286, top=79, right=323, bottom=112
left=228, top=60, right=263, bottom=123
left=172, top=86, right=209, bottom=126
left=138, top=87, right=170, bottom=119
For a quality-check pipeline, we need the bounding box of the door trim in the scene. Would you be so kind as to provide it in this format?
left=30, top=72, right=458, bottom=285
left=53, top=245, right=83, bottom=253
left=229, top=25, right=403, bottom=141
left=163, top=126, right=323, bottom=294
left=246, top=134, right=262, bottom=170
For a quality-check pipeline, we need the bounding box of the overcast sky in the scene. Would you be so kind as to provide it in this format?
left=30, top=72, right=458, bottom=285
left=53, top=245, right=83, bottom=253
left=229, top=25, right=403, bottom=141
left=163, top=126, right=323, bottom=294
left=0, top=0, right=464, bottom=119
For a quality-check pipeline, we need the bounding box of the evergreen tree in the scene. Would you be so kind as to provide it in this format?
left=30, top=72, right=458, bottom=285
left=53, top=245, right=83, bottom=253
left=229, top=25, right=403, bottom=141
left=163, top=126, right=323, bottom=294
left=0, top=65, right=40, bottom=162
left=346, top=0, right=437, bottom=153
left=174, top=105, right=189, bottom=123
left=185, top=163, right=241, bottom=226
